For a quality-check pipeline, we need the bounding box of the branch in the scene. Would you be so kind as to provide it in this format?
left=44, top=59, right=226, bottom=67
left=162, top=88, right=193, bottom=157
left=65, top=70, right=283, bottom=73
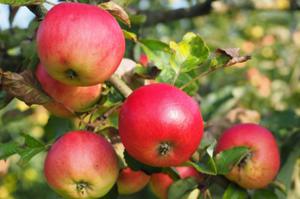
left=140, top=0, right=213, bottom=26
left=27, top=5, right=47, bottom=20
left=108, top=75, right=133, bottom=98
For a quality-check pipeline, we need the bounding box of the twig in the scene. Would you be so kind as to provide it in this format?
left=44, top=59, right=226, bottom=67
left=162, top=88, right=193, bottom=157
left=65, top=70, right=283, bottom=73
left=108, top=75, right=133, bottom=98
left=27, top=5, right=47, bottom=20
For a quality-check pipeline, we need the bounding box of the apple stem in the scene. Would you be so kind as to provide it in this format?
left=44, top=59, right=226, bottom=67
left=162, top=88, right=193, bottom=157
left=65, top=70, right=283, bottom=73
left=108, top=75, right=133, bottom=98
left=158, top=142, right=171, bottom=156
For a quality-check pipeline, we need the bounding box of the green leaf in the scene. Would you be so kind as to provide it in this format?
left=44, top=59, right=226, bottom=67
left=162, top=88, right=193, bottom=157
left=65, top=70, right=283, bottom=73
left=0, top=141, right=19, bottom=159
left=23, top=134, right=44, bottom=148
left=215, top=146, right=250, bottom=175
left=252, top=189, right=278, bottom=199
left=175, top=72, right=199, bottom=96
left=134, top=65, right=161, bottom=79
left=0, top=91, right=14, bottom=110
left=140, top=39, right=171, bottom=69
left=162, top=167, right=181, bottom=180
left=168, top=177, right=199, bottom=199
left=223, top=184, right=248, bottom=199
left=169, top=32, right=209, bottom=73
left=17, top=147, right=44, bottom=167
left=122, top=29, right=137, bottom=42
left=0, top=0, right=44, bottom=6
left=2, top=109, right=33, bottom=124
left=124, top=150, right=162, bottom=174
left=44, top=115, right=74, bottom=142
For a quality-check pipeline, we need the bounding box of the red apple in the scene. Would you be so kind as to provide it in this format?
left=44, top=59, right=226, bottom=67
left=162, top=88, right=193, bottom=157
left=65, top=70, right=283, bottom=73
left=119, top=83, right=204, bottom=167
left=150, top=166, right=203, bottom=199
left=117, top=167, right=150, bottom=195
left=216, top=123, right=280, bottom=189
left=37, top=2, right=125, bottom=86
left=139, top=54, right=149, bottom=67
left=44, top=130, right=119, bottom=198
left=35, top=63, right=101, bottom=117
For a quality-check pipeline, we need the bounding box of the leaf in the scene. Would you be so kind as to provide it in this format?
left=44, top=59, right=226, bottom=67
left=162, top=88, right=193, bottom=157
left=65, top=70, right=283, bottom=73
left=1, top=69, right=52, bottom=105
left=215, top=48, right=251, bottom=67
left=168, top=177, right=199, bottom=199
left=0, top=91, right=14, bottom=110
left=162, top=167, right=181, bottom=180
left=175, top=72, right=199, bottom=96
left=0, top=142, right=19, bottom=159
left=2, top=109, right=33, bottom=124
left=252, top=189, right=278, bottom=199
left=0, top=0, right=44, bottom=6
left=17, top=134, right=45, bottom=166
left=99, top=1, right=131, bottom=27
left=214, top=146, right=250, bottom=175
left=122, top=29, right=137, bottom=42
left=169, top=32, right=209, bottom=73
left=222, top=184, right=248, bottom=199
left=44, top=115, right=74, bottom=142
left=124, top=150, right=162, bottom=174
left=134, top=65, right=161, bottom=79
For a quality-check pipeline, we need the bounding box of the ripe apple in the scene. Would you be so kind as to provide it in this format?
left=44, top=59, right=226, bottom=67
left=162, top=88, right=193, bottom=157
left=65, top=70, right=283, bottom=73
left=44, top=130, right=119, bottom=198
left=35, top=63, right=102, bottom=117
left=150, top=166, right=203, bottom=199
left=215, top=123, right=280, bottom=189
left=117, top=167, right=150, bottom=195
left=139, top=54, right=149, bottom=67
left=37, top=2, right=125, bottom=86
left=119, top=83, right=204, bottom=167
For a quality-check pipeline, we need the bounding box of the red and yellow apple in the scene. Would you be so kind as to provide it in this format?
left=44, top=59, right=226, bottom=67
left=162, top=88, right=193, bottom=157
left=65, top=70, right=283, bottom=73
left=37, top=2, right=125, bottom=86
left=150, top=166, right=203, bottom=199
left=216, top=123, right=280, bottom=189
left=44, top=130, right=119, bottom=198
left=117, top=167, right=150, bottom=195
left=35, top=63, right=102, bottom=117
left=119, top=83, right=204, bottom=167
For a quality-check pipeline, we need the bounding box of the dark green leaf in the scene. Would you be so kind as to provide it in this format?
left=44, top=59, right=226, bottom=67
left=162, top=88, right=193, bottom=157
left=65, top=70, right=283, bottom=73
left=215, top=146, right=250, bottom=175
left=0, top=91, right=14, bottom=110
left=124, top=150, right=162, bottom=174
left=44, top=115, right=74, bottom=142
left=223, top=184, right=248, bottom=199
left=252, top=189, right=278, bottom=199
left=168, top=177, right=199, bottom=199
left=134, top=65, right=161, bottom=79
left=0, top=142, right=18, bottom=159
left=17, top=147, right=44, bottom=167
left=23, top=134, right=44, bottom=148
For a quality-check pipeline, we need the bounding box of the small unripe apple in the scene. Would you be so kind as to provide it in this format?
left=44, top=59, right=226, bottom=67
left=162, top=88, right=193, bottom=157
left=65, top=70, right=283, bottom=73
left=35, top=63, right=101, bottom=117
left=117, top=167, right=150, bottom=195
left=150, top=166, right=203, bottom=199
left=37, top=2, right=125, bottom=86
left=119, top=83, right=203, bottom=167
left=216, top=123, right=280, bottom=189
left=44, top=130, right=119, bottom=198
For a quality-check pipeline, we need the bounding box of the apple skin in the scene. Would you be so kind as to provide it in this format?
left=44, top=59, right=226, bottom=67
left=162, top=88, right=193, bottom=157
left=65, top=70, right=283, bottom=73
left=44, top=130, right=119, bottom=199
left=35, top=63, right=101, bottom=117
left=37, top=2, right=125, bottom=86
left=119, top=83, right=204, bottom=167
left=150, top=166, right=203, bottom=199
left=215, top=123, right=280, bottom=189
left=117, top=167, right=150, bottom=195
left=139, top=54, right=149, bottom=67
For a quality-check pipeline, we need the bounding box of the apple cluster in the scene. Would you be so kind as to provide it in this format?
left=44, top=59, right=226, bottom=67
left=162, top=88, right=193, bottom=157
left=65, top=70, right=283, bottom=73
left=34, top=2, right=281, bottom=199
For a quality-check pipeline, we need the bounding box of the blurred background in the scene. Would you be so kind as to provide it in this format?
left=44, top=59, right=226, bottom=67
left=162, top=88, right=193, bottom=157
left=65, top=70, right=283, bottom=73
left=0, top=0, right=299, bottom=198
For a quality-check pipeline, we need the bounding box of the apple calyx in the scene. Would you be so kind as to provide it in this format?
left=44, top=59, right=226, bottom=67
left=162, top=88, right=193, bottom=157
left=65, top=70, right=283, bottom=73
left=76, top=181, right=92, bottom=196
left=65, top=69, right=78, bottom=80
left=158, top=142, right=172, bottom=156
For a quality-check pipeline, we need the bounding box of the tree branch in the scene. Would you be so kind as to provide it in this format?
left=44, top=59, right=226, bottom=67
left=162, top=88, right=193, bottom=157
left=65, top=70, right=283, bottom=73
left=27, top=5, right=47, bottom=20
left=140, top=0, right=213, bottom=26
left=108, top=75, right=133, bottom=98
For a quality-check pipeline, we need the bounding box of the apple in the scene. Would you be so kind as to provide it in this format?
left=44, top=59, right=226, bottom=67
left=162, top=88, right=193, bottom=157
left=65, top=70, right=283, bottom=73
left=215, top=123, right=280, bottom=189
left=139, top=54, right=149, bottom=67
left=117, top=167, right=150, bottom=195
left=37, top=2, right=125, bottom=86
left=119, top=83, right=204, bottom=167
left=150, top=166, right=203, bottom=199
left=35, top=63, right=102, bottom=117
left=0, top=160, right=9, bottom=177
left=44, top=130, right=119, bottom=198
